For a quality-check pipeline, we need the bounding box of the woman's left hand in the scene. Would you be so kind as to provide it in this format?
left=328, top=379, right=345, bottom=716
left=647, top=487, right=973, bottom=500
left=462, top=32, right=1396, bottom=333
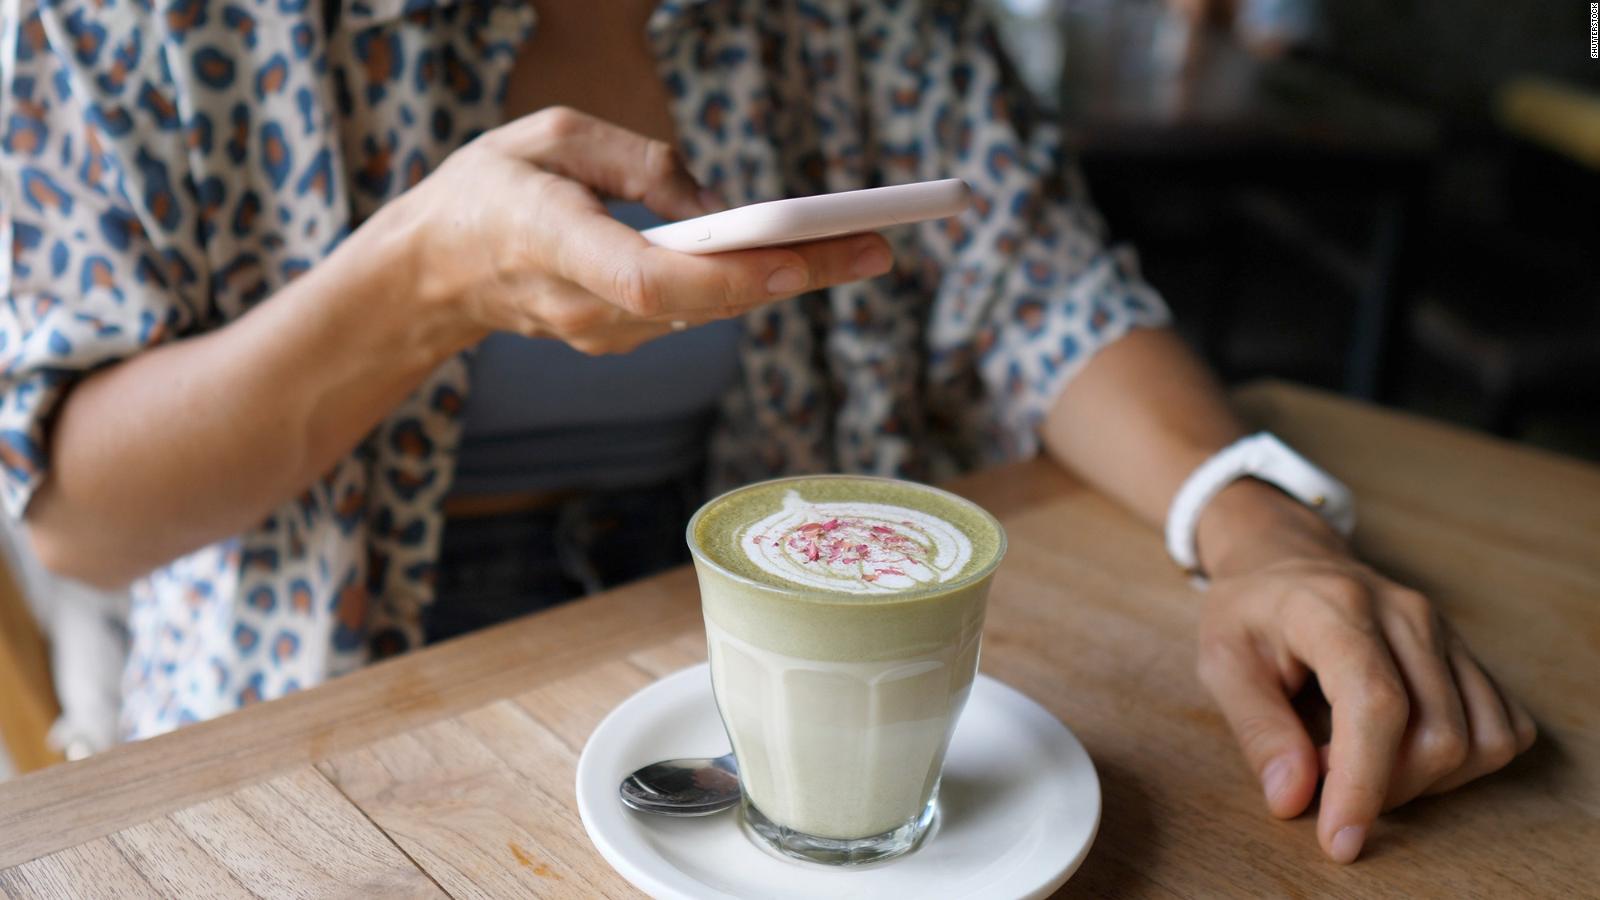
left=1193, top=481, right=1537, bottom=864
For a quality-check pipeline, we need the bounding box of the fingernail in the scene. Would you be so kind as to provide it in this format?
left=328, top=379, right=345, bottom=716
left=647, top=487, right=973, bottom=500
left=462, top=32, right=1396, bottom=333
left=698, top=188, right=728, bottom=213
left=766, top=266, right=808, bottom=294
left=1262, top=756, right=1293, bottom=806
left=850, top=245, right=891, bottom=278
left=1330, top=825, right=1366, bottom=864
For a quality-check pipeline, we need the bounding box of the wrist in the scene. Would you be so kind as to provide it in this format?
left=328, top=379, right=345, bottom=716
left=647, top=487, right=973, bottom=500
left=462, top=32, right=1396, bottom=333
left=338, top=194, right=489, bottom=364
left=1195, top=478, right=1350, bottom=580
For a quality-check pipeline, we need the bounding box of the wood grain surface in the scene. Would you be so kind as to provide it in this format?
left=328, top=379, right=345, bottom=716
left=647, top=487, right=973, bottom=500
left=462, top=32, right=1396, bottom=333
left=0, top=768, right=443, bottom=898
left=1, top=382, right=1596, bottom=898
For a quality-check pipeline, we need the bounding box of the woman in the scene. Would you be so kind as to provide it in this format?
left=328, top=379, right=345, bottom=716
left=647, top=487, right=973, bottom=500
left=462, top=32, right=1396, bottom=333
left=1, top=0, right=1532, bottom=863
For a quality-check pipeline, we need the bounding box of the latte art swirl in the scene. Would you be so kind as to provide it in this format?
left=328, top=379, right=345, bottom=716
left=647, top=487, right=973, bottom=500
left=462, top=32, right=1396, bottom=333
left=740, top=490, right=974, bottom=594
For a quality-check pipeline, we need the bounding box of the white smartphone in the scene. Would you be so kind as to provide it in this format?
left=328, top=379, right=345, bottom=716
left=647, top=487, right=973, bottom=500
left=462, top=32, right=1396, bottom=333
left=640, top=178, right=971, bottom=254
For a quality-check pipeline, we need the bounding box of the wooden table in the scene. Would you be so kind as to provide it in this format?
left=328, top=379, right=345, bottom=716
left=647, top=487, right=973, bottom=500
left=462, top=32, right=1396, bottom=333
left=1, top=382, right=1596, bottom=898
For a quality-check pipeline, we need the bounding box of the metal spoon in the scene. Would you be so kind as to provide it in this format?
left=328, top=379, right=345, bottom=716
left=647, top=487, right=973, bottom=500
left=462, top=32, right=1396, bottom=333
left=619, top=753, right=741, bottom=816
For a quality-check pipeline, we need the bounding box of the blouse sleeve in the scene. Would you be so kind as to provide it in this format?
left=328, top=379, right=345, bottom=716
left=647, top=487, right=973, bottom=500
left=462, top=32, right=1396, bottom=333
left=1, top=4, right=199, bottom=517
left=866, top=2, right=1173, bottom=455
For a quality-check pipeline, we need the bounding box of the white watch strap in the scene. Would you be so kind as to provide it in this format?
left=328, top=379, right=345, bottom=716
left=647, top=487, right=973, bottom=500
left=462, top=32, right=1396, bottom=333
left=1164, top=433, right=1355, bottom=574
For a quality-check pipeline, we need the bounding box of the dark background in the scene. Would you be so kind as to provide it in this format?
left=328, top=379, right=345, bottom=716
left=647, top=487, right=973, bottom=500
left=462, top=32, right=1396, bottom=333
left=994, top=0, right=1600, bottom=460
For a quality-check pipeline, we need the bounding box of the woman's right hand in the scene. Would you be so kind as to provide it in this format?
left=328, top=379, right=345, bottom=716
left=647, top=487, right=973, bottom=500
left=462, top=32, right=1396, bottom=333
left=26, top=106, right=890, bottom=587
left=362, top=106, right=894, bottom=356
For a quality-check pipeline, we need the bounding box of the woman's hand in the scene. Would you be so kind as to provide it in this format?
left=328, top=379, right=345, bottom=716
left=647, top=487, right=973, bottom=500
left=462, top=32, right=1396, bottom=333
left=28, top=106, right=894, bottom=587
left=1194, top=480, right=1538, bottom=864
left=364, top=106, right=892, bottom=356
left=1041, top=331, right=1534, bottom=865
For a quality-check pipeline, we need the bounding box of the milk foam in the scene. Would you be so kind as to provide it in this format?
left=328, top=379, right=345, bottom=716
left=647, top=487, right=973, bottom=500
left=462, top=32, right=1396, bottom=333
left=739, top=489, right=974, bottom=594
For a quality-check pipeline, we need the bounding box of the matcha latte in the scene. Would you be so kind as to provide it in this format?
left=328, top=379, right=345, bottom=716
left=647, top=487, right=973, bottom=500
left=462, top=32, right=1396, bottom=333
left=687, top=475, right=1006, bottom=865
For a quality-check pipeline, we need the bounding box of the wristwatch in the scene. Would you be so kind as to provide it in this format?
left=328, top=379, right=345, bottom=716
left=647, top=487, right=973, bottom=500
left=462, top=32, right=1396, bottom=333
left=1164, top=432, right=1355, bottom=577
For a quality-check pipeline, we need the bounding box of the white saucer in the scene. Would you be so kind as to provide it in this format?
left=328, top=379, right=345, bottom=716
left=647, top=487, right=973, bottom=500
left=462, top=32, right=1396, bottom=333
left=576, top=664, right=1100, bottom=900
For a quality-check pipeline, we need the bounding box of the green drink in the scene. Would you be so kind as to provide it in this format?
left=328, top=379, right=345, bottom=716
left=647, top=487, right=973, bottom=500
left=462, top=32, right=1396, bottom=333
left=687, top=475, right=1006, bottom=865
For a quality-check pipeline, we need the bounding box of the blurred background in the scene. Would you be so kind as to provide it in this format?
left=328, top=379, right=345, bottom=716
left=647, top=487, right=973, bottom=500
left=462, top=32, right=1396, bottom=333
left=995, top=0, right=1600, bottom=459
left=3, top=0, right=1598, bottom=782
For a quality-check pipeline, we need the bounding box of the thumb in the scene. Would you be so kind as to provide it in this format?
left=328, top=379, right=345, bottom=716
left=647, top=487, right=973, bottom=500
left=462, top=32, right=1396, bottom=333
left=1198, top=635, right=1320, bottom=818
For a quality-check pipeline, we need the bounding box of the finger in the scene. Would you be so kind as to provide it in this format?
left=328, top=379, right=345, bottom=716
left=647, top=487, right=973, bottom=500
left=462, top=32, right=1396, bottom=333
left=1375, top=590, right=1469, bottom=809
left=490, top=106, right=713, bottom=220
left=563, top=320, right=676, bottom=356
left=1423, top=641, right=1523, bottom=796
left=1197, top=631, right=1319, bottom=819
left=1464, top=645, right=1538, bottom=753
left=554, top=226, right=893, bottom=319
left=1505, top=696, right=1538, bottom=754
left=560, top=302, right=764, bottom=354
left=1291, top=604, right=1409, bottom=864
left=512, top=273, right=746, bottom=352
left=630, top=232, right=896, bottom=321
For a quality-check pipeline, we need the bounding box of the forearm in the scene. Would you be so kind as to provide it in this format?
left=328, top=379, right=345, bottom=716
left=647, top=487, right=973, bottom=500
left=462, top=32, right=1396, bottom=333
left=1041, top=328, right=1245, bottom=523
left=1041, top=328, right=1345, bottom=576
left=25, top=212, right=481, bottom=588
